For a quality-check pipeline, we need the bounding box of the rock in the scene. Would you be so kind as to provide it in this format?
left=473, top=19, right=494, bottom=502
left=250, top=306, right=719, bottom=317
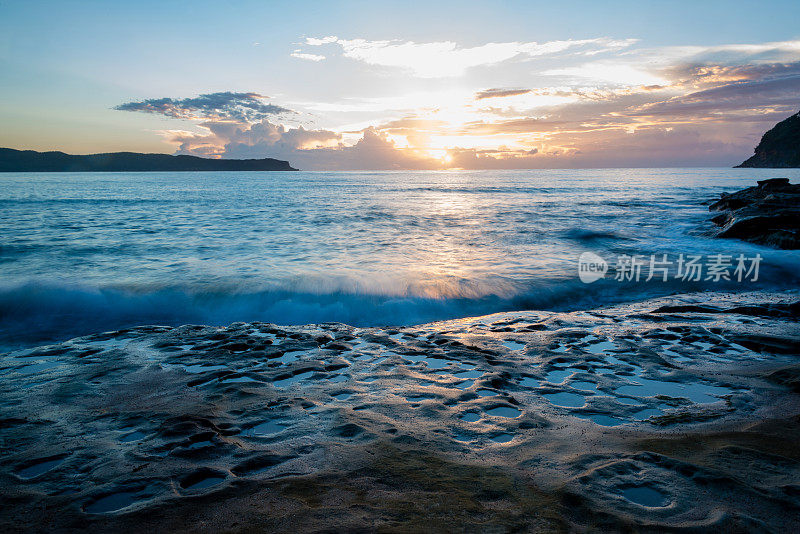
left=758, top=177, right=791, bottom=187
left=708, top=179, right=800, bottom=249
left=2, top=291, right=800, bottom=531
left=736, top=111, right=800, bottom=168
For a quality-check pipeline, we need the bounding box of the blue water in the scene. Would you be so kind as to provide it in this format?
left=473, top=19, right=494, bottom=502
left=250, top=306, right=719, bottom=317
left=1, top=168, right=799, bottom=350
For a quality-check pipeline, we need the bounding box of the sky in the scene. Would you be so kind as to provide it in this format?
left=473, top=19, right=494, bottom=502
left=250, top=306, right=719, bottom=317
left=1, top=0, right=799, bottom=170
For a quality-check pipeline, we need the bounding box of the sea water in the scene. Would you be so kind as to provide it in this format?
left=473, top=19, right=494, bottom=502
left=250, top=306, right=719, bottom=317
left=1, top=168, right=799, bottom=349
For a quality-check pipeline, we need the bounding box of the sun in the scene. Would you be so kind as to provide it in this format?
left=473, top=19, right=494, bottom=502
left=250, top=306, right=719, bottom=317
left=425, top=149, right=452, bottom=164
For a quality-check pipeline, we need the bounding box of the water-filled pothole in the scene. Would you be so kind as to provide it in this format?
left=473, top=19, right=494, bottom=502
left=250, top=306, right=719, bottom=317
left=18, top=361, right=62, bottom=374
left=570, top=380, right=598, bottom=392
left=456, top=370, right=484, bottom=379
left=577, top=414, right=623, bottom=426
left=543, top=392, right=586, bottom=408
left=453, top=431, right=473, bottom=442
left=502, top=340, right=526, bottom=351
left=277, top=353, right=299, bottom=364
left=183, top=476, right=225, bottom=491
left=615, top=377, right=730, bottom=404
left=519, top=376, right=538, bottom=388
left=180, top=363, right=228, bottom=373
left=180, top=469, right=227, bottom=492
left=220, top=375, right=259, bottom=384
left=328, top=374, right=348, bottom=383
left=544, top=369, right=574, bottom=384
left=490, top=433, right=514, bottom=444
left=85, top=491, right=139, bottom=514
left=586, top=339, right=615, bottom=354
left=620, top=485, right=669, bottom=507
left=241, top=420, right=285, bottom=436
left=632, top=408, right=662, bottom=420
left=485, top=406, right=522, bottom=418
left=273, top=370, right=315, bottom=388
left=120, top=431, right=148, bottom=443
left=16, top=456, right=66, bottom=479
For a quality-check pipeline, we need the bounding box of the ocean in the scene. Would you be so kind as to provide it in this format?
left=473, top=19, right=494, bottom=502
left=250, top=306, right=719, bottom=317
left=1, top=168, right=799, bottom=350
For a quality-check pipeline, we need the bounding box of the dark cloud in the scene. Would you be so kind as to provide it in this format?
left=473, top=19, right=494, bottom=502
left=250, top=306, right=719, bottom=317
left=115, top=92, right=293, bottom=122
left=474, top=88, right=532, bottom=100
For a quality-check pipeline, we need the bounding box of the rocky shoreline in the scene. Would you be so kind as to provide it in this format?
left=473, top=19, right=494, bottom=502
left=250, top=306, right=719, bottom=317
left=1, top=291, right=799, bottom=532
left=709, top=178, right=800, bottom=249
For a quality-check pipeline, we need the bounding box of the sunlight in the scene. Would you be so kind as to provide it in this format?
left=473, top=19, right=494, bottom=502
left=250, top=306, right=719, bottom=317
left=425, top=149, right=453, bottom=163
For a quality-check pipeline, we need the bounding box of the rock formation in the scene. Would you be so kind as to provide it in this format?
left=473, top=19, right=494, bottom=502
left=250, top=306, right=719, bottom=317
left=709, top=178, right=800, bottom=249
left=1, top=291, right=799, bottom=531
left=736, top=111, right=800, bottom=168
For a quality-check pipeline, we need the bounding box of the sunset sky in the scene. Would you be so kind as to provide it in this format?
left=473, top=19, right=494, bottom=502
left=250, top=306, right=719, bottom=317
left=1, top=0, right=799, bottom=169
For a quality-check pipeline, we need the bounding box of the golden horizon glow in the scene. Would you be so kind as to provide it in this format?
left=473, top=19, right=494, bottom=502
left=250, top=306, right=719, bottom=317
left=90, top=34, right=800, bottom=169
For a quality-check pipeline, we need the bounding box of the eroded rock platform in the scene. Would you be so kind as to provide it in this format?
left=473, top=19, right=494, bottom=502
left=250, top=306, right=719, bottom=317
left=1, top=291, right=799, bottom=532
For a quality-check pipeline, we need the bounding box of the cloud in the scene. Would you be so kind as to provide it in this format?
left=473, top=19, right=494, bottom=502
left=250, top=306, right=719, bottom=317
left=540, top=40, right=800, bottom=89
left=664, top=40, right=800, bottom=66
left=291, top=51, right=326, bottom=61
left=668, top=61, right=800, bottom=85
left=627, top=62, right=800, bottom=120
left=117, top=36, right=800, bottom=170
left=305, top=35, right=339, bottom=46
left=447, top=147, right=543, bottom=169
left=115, top=92, right=293, bottom=122
left=543, top=63, right=667, bottom=86
left=475, top=88, right=532, bottom=100
left=116, top=91, right=443, bottom=169
left=161, top=119, right=442, bottom=170
left=300, top=36, right=636, bottom=77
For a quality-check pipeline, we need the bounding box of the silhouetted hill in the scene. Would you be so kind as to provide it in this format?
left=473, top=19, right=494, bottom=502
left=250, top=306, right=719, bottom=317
left=736, top=111, right=800, bottom=168
left=0, top=148, right=297, bottom=172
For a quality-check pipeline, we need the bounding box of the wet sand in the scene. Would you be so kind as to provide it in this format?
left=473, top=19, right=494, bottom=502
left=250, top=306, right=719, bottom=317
left=1, top=291, right=799, bottom=532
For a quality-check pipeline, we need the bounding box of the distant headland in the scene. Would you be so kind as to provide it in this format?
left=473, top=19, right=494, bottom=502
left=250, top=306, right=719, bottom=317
left=0, top=148, right=297, bottom=172
left=736, top=110, right=800, bottom=168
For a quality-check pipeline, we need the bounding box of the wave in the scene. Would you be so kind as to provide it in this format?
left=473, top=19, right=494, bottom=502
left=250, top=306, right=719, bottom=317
left=1, top=271, right=790, bottom=352
left=0, top=281, right=502, bottom=350
left=561, top=228, right=635, bottom=243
